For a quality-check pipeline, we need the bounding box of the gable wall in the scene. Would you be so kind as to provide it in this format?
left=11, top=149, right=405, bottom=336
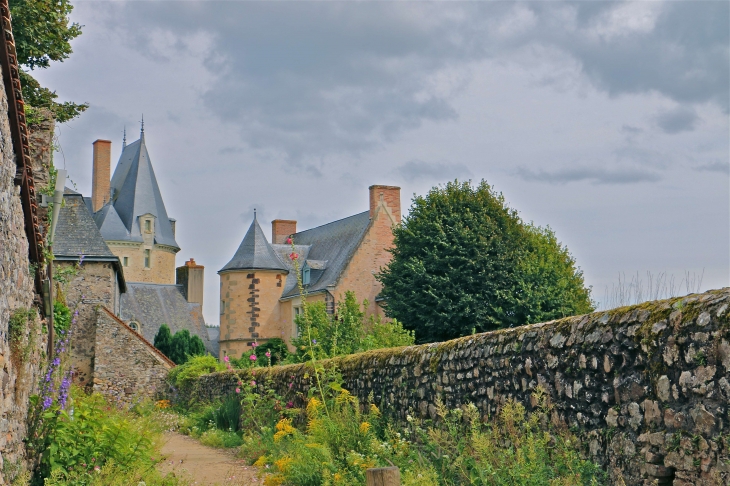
left=332, top=204, right=395, bottom=318
left=93, top=308, right=173, bottom=407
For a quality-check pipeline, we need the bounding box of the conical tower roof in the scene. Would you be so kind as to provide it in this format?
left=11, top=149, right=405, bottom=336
left=96, top=133, right=179, bottom=250
left=220, top=215, right=288, bottom=273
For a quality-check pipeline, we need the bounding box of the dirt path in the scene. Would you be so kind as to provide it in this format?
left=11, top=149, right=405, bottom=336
left=158, top=433, right=260, bottom=485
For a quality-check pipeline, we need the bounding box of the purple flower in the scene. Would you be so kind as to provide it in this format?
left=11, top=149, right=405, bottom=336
left=58, top=373, right=71, bottom=409
left=312, top=339, right=317, bottom=344
left=42, top=396, right=53, bottom=410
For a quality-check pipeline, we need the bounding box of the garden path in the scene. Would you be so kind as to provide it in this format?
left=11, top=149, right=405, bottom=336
left=158, top=432, right=260, bottom=485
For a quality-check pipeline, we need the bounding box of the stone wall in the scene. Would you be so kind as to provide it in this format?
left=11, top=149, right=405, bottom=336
left=190, top=288, right=730, bottom=485
left=0, top=77, right=50, bottom=480
left=93, top=307, right=174, bottom=407
left=58, top=260, right=118, bottom=387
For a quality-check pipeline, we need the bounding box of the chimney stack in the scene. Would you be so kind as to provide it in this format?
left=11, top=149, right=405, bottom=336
left=91, top=139, right=112, bottom=212
left=369, top=185, right=401, bottom=224
left=176, top=258, right=204, bottom=310
left=272, top=219, right=297, bottom=244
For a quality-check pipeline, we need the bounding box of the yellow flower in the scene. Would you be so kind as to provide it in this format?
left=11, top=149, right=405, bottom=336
left=335, top=389, right=355, bottom=404
left=155, top=400, right=171, bottom=409
left=253, top=455, right=269, bottom=467
left=359, top=422, right=371, bottom=434
left=273, top=419, right=296, bottom=442
left=274, top=457, right=293, bottom=473
left=306, top=397, right=321, bottom=417
left=334, top=473, right=343, bottom=482
left=369, top=404, right=380, bottom=416
left=264, top=474, right=285, bottom=486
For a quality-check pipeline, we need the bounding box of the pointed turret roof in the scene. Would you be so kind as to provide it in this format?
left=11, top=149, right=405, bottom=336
left=219, top=215, right=288, bottom=273
left=95, top=134, right=179, bottom=250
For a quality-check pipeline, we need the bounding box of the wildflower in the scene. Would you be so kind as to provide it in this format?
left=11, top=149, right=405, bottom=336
left=286, top=237, right=292, bottom=244
left=42, top=396, right=53, bottom=410
left=286, top=401, right=294, bottom=408
left=370, top=403, right=380, bottom=416
left=249, top=354, right=257, bottom=361
left=251, top=341, right=259, bottom=348
left=265, top=351, right=271, bottom=358
left=224, top=356, right=230, bottom=362
left=312, top=339, right=317, bottom=344
left=359, top=422, right=371, bottom=433
left=235, top=388, right=241, bottom=394
left=251, top=380, right=256, bottom=386
left=289, top=252, right=298, bottom=260
left=94, top=466, right=100, bottom=472
left=274, top=456, right=293, bottom=473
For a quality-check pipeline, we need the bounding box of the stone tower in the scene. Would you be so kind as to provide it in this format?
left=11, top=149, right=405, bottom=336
left=218, top=213, right=289, bottom=359
left=92, top=129, right=180, bottom=284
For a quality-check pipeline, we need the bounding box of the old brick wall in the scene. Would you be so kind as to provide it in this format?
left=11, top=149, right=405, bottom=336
left=58, top=261, right=118, bottom=387
left=0, top=86, right=51, bottom=480
left=191, top=288, right=730, bottom=485
left=93, top=307, right=173, bottom=407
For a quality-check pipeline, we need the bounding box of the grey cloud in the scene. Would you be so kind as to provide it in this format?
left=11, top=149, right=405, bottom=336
left=394, top=160, right=472, bottom=183
left=516, top=166, right=661, bottom=185
left=104, top=1, right=727, bottom=163
left=655, top=106, right=699, bottom=134
left=620, top=125, right=643, bottom=135
left=694, top=161, right=729, bottom=174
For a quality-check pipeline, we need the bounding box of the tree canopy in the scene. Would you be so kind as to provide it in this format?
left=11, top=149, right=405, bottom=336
left=377, top=180, right=593, bottom=343
left=154, top=324, right=206, bottom=365
left=10, top=0, right=87, bottom=122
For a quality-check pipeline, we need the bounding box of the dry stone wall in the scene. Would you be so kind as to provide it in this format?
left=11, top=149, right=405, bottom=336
left=191, top=288, right=730, bottom=485
left=0, top=68, right=50, bottom=483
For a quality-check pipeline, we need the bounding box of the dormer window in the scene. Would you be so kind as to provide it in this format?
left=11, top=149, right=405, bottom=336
left=302, top=262, right=310, bottom=286
left=144, top=219, right=152, bottom=232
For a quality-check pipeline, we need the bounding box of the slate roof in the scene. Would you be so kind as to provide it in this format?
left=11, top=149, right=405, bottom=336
left=278, top=211, right=371, bottom=299
left=119, top=283, right=215, bottom=355
left=95, top=134, right=179, bottom=249
left=54, top=191, right=126, bottom=291
left=206, top=327, right=220, bottom=356
left=219, top=215, right=288, bottom=273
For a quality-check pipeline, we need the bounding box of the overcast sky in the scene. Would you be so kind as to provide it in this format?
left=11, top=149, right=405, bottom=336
left=37, top=1, right=728, bottom=325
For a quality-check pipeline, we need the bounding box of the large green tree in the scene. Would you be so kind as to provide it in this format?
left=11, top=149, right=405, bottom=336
left=10, top=0, right=87, bottom=121
left=154, top=325, right=206, bottom=365
left=377, top=180, right=593, bottom=343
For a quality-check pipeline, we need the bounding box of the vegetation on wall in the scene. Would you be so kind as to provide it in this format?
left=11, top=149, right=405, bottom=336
left=153, top=324, right=206, bottom=365
left=8, top=307, right=37, bottom=365
left=9, top=0, right=88, bottom=122
left=377, top=180, right=594, bottom=343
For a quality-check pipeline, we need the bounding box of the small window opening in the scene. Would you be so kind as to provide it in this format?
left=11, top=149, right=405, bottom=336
left=144, top=249, right=151, bottom=268
left=123, top=256, right=129, bottom=267
left=220, top=300, right=226, bottom=315
left=145, top=220, right=152, bottom=232
left=129, top=321, right=140, bottom=332
left=302, top=264, right=310, bottom=286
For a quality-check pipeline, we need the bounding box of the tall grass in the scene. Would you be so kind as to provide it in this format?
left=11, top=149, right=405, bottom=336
left=598, top=270, right=705, bottom=310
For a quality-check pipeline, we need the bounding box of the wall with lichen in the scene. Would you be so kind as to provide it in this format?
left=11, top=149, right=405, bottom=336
left=0, top=82, right=52, bottom=481
left=189, top=288, right=730, bottom=485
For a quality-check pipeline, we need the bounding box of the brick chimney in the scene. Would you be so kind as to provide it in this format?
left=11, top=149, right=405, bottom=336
left=369, top=185, right=401, bottom=224
left=176, top=258, right=204, bottom=310
left=91, top=139, right=112, bottom=212
left=272, top=219, right=297, bottom=244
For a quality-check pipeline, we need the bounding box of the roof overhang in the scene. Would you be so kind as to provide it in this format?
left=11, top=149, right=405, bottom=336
left=218, top=267, right=290, bottom=275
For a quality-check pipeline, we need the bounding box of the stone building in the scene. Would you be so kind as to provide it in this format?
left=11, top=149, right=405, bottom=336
left=91, top=129, right=179, bottom=284
left=218, top=185, right=400, bottom=359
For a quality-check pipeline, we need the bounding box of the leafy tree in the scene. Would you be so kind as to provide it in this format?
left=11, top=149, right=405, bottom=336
left=153, top=324, right=173, bottom=358
left=153, top=325, right=206, bottom=365
left=377, top=180, right=593, bottom=343
left=10, top=0, right=87, bottom=121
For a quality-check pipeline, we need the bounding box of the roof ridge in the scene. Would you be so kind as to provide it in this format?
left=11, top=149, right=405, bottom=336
left=293, top=210, right=369, bottom=237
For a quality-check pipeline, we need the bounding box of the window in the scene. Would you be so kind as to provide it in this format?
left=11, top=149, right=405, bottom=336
left=144, top=220, right=151, bottom=232
left=123, top=256, right=128, bottom=267
left=144, top=249, right=151, bottom=268
left=220, top=300, right=225, bottom=315
left=129, top=321, right=140, bottom=332
left=302, top=265, right=310, bottom=285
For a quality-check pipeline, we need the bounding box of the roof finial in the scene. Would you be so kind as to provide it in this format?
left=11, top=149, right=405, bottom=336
left=122, top=126, right=127, bottom=148
left=253, top=208, right=257, bottom=220
left=140, top=114, right=144, bottom=138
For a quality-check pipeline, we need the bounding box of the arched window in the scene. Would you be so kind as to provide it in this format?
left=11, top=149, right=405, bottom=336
left=129, top=321, right=140, bottom=332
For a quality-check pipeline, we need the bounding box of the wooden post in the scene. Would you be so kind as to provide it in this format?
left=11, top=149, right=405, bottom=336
left=366, top=466, right=400, bottom=486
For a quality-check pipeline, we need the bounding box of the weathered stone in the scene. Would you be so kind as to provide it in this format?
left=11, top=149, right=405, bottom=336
left=718, top=339, right=730, bottom=371
left=689, top=404, right=715, bottom=435
left=628, top=402, right=643, bottom=430
left=657, top=375, right=671, bottom=402
left=643, top=400, right=662, bottom=427
left=652, top=320, right=667, bottom=334
left=697, top=312, right=711, bottom=327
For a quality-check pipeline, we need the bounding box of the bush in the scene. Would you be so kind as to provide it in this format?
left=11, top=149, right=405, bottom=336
left=52, top=302, right=71, bottom=335
left=154, top=325, right=207, bottom=365
left=198, top=429, right=243, bottom=449
left=167, top=355, right=224, bottom=389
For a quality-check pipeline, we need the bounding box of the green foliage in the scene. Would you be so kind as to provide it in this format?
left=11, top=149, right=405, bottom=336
left=33, top=388, right=183, bottom=485
left=167, top=355, right=224, bottom=389
left=154, top=326, right=206, bottom=365
left=254, top=338, right=290, bottom=365
left=9, top=0, right=88, bottom=122
left=8, top=308, right=36, bottom=365
left=253, top=386, right=605, bottom=486
left=288, top=292, right=414, bottom=363
left=198, top=429, right=243, bottom=449
left=52, top=301, right=70, bottom=336
left=378, top=180, right=594, bottom=343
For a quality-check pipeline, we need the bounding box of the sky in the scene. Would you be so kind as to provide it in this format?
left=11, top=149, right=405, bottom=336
left=36, top=1, right=729, bottom=325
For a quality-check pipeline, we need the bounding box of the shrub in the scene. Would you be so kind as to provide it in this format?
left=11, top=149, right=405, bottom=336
left=8, top=308, right=36, bottom=365
left=52, top=302, right=71, bottom=335
left=199, top=429, right=243, bottom=449
left=154, top=326, right=207, bottom=365
left=167, top=355, right=224, bottom=389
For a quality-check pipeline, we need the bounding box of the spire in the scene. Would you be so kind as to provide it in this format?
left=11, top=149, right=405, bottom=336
left=219, top=216, right=288, bottom=273
left=140, top=114, right=145, bottom=139
left=122, top=126, right=127, bottom=148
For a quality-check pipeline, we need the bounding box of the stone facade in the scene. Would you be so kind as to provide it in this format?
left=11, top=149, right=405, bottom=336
left=58, top=260, right=121, bottom=387
left=0, top=75, right=50, bottom=481
left=107, top=241, right=177, bottom=285
left=93, top=307, right=174, bottom=407
left=192, top=288, right=730, bottom=485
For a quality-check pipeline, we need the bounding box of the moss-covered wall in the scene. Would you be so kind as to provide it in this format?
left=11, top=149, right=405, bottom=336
left=191, top=288, right=730, bottom=485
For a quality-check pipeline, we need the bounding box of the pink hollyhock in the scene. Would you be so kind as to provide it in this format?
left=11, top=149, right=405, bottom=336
left=286, top=237, right=292, bottom=244
left=251, top=380, right=256, bottom=386
left=223, top=356, right=229, bottom=362
left=250, top=354, right=257, bottom=361
left=251, top=341, right=259, bottom=348
left=265, top=351, right=271, bottom=358
left=289, top=252, right=298, bottom=260
left=235, top=388, right=241, bottom=394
